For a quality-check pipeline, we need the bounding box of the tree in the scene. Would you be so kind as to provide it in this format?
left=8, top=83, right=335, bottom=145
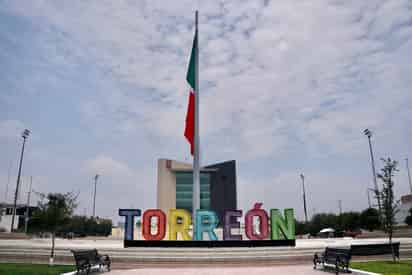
left=378, top=158, right=399, bottom=261
left=340, top=212, right=361, bottom=231
left=59, top=215, right=113, bottom=237
left=30, top=192, right=77, bottom=264
left=405, top=208, right=412, bottom=226
left=360, top=208, right=380, bottom=231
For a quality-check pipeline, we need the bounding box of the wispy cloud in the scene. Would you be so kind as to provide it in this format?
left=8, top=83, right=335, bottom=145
left=0, top=0, right=411, bottom=220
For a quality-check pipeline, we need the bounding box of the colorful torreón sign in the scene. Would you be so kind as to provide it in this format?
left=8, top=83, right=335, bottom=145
left=119, top=203, right=295, bottom=247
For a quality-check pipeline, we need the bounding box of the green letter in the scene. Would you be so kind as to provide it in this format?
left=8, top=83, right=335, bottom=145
left=270, top=208, right=295, bottom=240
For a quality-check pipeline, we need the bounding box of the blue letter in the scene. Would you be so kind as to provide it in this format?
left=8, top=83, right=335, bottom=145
left=119, top=209, right=141, bottom=241
left=195, top=210, right=219, bottom=240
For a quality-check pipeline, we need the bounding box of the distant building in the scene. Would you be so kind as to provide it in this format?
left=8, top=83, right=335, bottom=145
left=157, top=159, right=237, bottom=222
left=396, top=194, right=412, bottom=225
left=0, top=203, right=37, bottom=232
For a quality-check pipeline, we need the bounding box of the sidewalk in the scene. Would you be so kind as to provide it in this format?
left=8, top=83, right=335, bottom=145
left=106, top=265, right=323, bottom=275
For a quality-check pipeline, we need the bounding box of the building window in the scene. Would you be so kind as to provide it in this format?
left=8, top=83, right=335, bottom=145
left=175, top=172, right=210, bottom=213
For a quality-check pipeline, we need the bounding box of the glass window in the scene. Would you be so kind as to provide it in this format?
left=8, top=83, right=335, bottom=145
left=175, top=172, right=211, bottom=214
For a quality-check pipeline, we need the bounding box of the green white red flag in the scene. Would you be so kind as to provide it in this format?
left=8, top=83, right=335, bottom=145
left=184, top=29, right=197, bottom=155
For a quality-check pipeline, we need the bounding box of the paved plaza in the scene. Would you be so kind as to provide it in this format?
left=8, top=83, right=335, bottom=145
left=106, top=265, right=326, bottom=275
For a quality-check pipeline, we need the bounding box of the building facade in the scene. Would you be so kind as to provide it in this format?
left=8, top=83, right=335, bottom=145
left=0, top=203, right=37, bottom=232
left=157, top=159, right=237, bottom=222
left=396, top=194, right=412, bottom=225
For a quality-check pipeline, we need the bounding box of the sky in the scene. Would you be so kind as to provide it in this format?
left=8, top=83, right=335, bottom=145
left=0, top=0, right=411, bottom=223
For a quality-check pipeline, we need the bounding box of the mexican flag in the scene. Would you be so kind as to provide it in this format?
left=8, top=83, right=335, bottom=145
left=184, top=29, right=197, bottom=155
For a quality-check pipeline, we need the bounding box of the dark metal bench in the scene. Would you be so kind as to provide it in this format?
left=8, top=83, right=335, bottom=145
left=313, top=247, right=351, bottom=274
left=350, top=242, right=400, bottom=259
left=71, top=249, right=111, bottom=274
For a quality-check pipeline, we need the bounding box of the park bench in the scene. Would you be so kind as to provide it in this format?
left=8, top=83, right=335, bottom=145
left=350, top=242, right=400, bottom=259
left=71, top=249, right=111, bottom=274
left=313, top=242, right=401, bottom=274
left=313, top=247, right=351, bottom=274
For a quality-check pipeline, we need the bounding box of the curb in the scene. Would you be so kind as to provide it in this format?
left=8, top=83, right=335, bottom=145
left=322, top=264, right=381, bottom=275
left=349, top=268, right=381, bottom=275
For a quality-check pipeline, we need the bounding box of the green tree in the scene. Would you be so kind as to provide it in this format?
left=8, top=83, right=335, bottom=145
left=405, top=208, right=412, bottom=226
left=59, top=216, right=113, bottom=237
left=360, top=208, right=380, bottom=231
left=378, top=158, right=399, bottom=261
left=295, top=220, right=308, bottom=235
left=340, top=212, right=361, bottom=231
left=30, top=192, right=77, bottom=264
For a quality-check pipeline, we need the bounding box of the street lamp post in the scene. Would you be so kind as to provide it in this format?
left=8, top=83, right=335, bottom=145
left=300, top=173, right=308, bottom=223
left=92, top=174, right=99, bottom=219
left=363, top=129, right=382, bottom=216
left=11, top=129, right=30, bottom=232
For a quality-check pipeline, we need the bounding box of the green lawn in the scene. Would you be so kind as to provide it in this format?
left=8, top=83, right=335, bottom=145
left=351, top=260, right=412, bottom=275
left=0, top=263, right=74, bottom=275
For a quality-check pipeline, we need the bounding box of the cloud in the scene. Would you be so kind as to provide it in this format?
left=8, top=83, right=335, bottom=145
left=0, top=120, right=25, bottom=140
left=0, top=0, right=411, bottom=221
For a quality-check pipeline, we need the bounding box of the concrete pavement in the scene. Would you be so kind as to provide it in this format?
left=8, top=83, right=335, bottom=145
left=106, top=265, right=326, bottom=275
left=0, top=237, right=409, bottom=269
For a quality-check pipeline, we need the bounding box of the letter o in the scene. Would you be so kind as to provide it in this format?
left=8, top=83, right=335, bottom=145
left=245, top=203, right=269, bottom=240
left=142, top=209, right=166, bottom=240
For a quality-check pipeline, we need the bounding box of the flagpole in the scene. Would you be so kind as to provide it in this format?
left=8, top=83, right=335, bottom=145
left=192, top=10, right=200, bottom=233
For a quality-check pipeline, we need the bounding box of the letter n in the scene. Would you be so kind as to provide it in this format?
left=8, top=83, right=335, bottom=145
left=270, top=209, right=295, bottom=240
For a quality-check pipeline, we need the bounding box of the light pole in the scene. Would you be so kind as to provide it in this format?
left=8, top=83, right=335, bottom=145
left=300, top=173, right=308, bottom=223
left=363, top=129, right=382, bottom=216
left=92, top=174, right=99, bottom=219
left=406, top=158, right=412, bottom=194
left=11, top=129, right=30, bottom=232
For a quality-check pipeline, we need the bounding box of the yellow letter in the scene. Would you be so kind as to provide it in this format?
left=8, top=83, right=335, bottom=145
left=168, top=209, right=192, bottom=240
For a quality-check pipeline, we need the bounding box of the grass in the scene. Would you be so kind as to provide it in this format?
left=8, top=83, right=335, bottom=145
left=351, top=260, right=412, bottom=275
left=0, top=263, right=74, bottom=275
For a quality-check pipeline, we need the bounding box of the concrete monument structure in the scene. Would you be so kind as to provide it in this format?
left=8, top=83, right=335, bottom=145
left=157, top=159, right=237, bottom=221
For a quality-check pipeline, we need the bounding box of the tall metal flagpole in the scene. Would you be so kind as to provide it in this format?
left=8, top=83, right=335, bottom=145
left=192, top=10, right=200, bottom=229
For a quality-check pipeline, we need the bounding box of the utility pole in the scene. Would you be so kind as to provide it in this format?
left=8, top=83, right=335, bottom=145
left=406, top=158, right=412, bottom=194
left=367, top=188, right=371, bottom=208
left=338, top=200, right=342, bottom=215
left=24, top=176, right=33, bottom=234
left=11, top=129, right=30, bottom=232
left=300, top=174, right=308, bottom=223
left=363, top=129, right=382, bottom=217
left=92, top=174, right=99, bottom=218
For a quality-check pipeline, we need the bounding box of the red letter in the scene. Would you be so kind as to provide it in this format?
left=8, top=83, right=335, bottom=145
left=142, top=209, right=166, bottom=240
left=245, top=203, right=269, bottom=240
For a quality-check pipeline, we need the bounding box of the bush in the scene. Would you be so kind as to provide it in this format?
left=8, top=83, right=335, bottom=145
left=405, top=208, right=412, bottom=226
left=360, top=208, right=380, bottom=231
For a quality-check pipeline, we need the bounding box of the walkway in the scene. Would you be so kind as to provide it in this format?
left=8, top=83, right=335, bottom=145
left=107, top=265, right=324, bottom=275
